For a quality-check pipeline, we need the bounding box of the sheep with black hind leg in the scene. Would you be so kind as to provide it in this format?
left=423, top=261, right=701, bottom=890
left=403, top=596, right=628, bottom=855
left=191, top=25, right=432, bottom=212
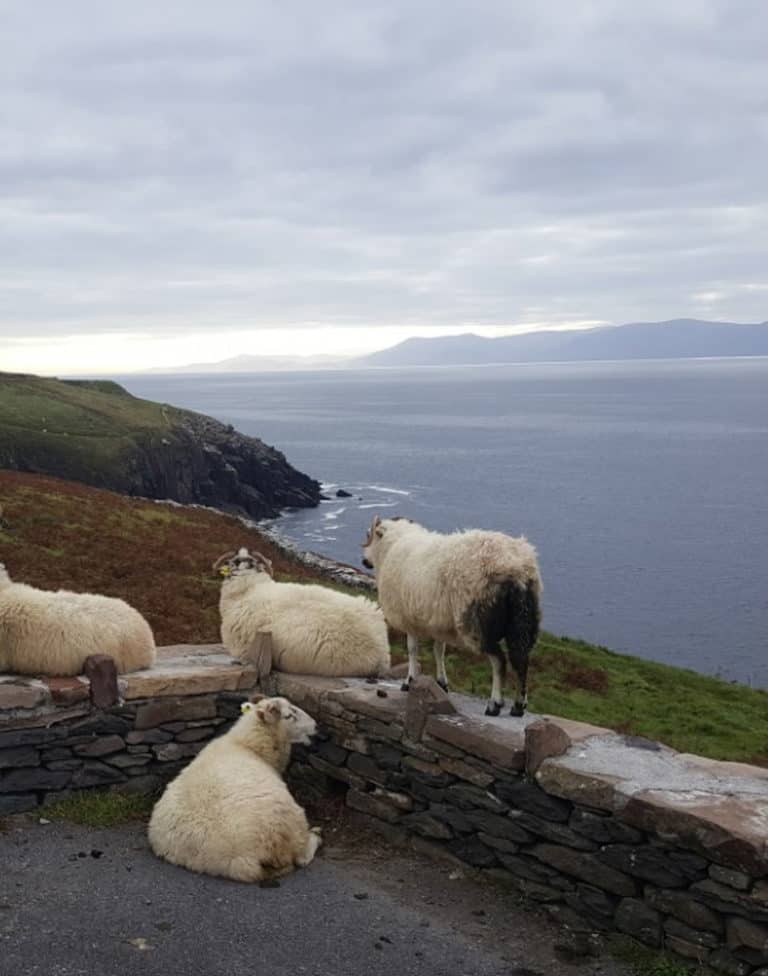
left=362, top=516, right=542, bottom=717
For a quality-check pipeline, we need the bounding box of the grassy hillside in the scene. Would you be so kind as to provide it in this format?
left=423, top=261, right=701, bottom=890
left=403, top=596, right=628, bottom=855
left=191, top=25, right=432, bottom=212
left=0, top=470, right=321, bottom=645
left=1, top=470, right=766, bottom=765
left=0, top=373, right=177, bottom=479
left=0, top=371, right=320, bottom=518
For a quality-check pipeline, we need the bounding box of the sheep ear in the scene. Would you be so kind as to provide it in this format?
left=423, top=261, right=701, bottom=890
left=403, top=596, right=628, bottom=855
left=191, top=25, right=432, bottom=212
left=240, top=701, right=255, bottom=715
left=257, top=700, right=282, bottom=724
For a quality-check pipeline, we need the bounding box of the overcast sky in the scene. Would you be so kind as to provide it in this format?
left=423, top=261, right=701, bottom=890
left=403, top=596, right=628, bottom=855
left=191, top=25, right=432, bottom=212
left=1, top=0, right=767, bottom=373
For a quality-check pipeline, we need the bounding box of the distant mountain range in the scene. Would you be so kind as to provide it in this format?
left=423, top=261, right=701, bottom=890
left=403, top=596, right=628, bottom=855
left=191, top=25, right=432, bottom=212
left=353, top=319, right=768, bottom=367
left=151, top=318, right=768, bottom=373
left=149, top=353, right=348, bottom=373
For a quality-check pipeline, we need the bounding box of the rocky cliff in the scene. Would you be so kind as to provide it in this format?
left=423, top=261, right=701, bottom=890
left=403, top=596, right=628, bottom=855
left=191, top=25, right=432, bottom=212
left=0, top=373, right=320, bottom=519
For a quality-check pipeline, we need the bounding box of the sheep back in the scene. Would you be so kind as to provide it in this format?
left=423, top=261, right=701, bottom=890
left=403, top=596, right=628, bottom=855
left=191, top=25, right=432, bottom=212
left=148, top=735, right=310, bottom=882
left=377, top=529, right=541, bottom=650
left=221, top=580, right=390, bottom=677
left=0, top=581, right=156, bottom=676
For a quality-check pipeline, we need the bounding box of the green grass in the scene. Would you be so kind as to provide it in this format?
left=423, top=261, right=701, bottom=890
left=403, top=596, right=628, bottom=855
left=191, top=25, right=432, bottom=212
left=2, top=460, right=766, bottom=768
left=0, top=372, right=175, bottom=437
left=285, top=576, right=768, bottom=765
left=0, top=371, right=188, bottom=489
left=610, top=935, right=706, bottom=976
left=43, top=790, right=157, bottom=827
left=396, top=631, right=768, bottom=765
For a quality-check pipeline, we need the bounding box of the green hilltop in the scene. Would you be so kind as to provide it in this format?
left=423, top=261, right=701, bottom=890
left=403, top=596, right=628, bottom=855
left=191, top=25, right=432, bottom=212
left=0, top=371, right=320, bottom=519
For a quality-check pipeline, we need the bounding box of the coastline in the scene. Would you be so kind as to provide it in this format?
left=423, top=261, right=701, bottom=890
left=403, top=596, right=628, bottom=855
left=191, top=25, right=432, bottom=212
left=249, top=517, right=376, bottom=591
left=148, top=493, right=375, bottom=591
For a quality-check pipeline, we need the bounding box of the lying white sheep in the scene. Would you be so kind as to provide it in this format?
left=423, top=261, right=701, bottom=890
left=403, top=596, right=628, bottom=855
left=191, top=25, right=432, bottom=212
left=215, top=548, right=391, bottom=677
left=148, top=696, right=321, bottom=882
left=362, top=516, right=542, bottom=717
left=0, top=563, right=156, bottom=676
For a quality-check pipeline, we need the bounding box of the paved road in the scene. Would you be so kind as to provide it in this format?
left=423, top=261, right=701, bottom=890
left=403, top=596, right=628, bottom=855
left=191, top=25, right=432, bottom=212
left=0, top=813, right=630, bottom=976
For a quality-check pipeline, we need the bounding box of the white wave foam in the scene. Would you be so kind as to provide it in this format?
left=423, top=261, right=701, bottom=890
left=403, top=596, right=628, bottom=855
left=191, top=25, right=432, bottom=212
left=358, top=502, right=398, bottom=510
left=366, top=484, right=411, bottom=496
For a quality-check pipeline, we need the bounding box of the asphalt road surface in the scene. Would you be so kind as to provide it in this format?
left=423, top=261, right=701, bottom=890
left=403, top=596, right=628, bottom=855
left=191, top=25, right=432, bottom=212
left=0, top=812, right=632, bottom=976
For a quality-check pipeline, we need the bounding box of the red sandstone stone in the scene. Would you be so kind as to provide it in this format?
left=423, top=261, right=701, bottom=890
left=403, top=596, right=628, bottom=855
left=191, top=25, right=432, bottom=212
left=621, top=791, right=768, bottom=877
left=83, top=656, right=118, bottom=709
left=0, top=678, right=49, bottom=711
left=424, top=713, right=526, bottom=771
left=525, top=717, right=609, bottom=775
left=134, top=696, right=217, bottom=730
left=404, top=675, right=456, bottom=740
left=45, top=677, right=90, bottom=706
left=326, top=683, right=408, bottom=723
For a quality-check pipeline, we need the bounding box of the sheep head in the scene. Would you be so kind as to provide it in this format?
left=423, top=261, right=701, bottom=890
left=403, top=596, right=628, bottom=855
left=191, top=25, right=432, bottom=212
left=213, top=547, right=274, bottom=579
left=240, top=696, right=316, bottom=745
left=361, top=515, right=410, bottom=569
left=362, top=515, right=417, bottom=570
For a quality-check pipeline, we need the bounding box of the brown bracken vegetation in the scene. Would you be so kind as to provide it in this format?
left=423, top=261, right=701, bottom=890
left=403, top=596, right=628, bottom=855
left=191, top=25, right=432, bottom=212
left=0, top=470, right=320, bottom=645
left=2, top=470, right=768, bottom=765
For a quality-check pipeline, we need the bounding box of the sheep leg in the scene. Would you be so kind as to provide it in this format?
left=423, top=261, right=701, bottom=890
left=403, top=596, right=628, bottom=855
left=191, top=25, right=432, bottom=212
left=505, top=581, right=539, bottom=716
left=507, top=643, right=530, bottom=717
left=401, top=634, right=420, bottom=692
left=296, top=827, right=323, bottom=868
left=433, top=641, right=449, bottom=692
left=484, top=647, right=506, bottom=716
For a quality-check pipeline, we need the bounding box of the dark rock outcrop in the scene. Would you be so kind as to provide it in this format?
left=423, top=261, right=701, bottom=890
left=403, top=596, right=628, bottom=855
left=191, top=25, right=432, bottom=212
left=124, top=410, right=321, bottom=518
left=0, top=372, right=321, bottom=520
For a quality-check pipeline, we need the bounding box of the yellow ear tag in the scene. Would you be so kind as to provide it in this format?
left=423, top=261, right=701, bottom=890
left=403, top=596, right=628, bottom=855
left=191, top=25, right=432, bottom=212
left=219, top=565, right=231, bottom=577
left=240, top=701, right=254, bottom=715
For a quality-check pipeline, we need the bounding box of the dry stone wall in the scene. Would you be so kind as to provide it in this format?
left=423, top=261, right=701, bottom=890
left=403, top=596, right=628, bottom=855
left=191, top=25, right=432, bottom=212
left=0, top=645, right=258, bottom=813
left=266, top=672, right=768, bottom=976
left=0, top=691, right=246, bottom=813
left=2, top=648, right=767, bottom=974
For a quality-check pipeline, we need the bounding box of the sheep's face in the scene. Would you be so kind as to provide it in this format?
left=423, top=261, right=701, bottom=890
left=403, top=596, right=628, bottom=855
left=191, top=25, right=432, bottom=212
left=361, top=515, right=385, bottom=570
left=241, top=696, right=316, bottom=745
left=362, top=515, right=413, bottom=570
left=213, top=547, right=274, bottom=580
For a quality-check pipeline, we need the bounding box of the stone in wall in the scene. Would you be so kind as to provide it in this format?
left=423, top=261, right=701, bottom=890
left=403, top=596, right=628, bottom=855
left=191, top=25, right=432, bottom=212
left=269, top=673, right=768, bottom=972
left=4, top=655, right=768, bottom=973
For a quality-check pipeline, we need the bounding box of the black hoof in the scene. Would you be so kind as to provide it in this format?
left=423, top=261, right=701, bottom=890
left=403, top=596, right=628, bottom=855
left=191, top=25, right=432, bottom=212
left=400, top=680, right=411, bottom=693
left=436, top=678, right=449, bottom=692
left=484, top=701, right=502, bottom=717
left=509, top=702, right=526, bottom=717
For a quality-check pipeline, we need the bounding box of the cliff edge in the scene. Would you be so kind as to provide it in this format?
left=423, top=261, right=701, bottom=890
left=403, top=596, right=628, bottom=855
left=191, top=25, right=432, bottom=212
left=0, top=373, right=320, bottom=519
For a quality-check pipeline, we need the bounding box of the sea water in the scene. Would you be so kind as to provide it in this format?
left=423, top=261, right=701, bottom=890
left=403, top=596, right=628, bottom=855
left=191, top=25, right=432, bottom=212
left=121, top=358, right=768, bottom=685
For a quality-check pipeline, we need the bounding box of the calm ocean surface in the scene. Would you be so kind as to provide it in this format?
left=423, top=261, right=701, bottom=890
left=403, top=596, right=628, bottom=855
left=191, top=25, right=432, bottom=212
left=121, top=360, right=768, bottom=686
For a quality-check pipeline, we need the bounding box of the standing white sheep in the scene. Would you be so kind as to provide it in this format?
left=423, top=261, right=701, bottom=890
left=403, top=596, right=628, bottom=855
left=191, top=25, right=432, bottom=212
left=0, top=563, right=156, bottom=676
left=362, top=517, right=542, bottom=717
left=148, top=696, right=321, bottom=882
left=215, top=548, right=391, bottom=678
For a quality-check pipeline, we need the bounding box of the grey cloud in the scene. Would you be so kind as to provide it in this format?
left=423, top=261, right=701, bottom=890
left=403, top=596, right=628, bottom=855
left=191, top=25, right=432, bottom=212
left=1, top=0, right=767, bottom=344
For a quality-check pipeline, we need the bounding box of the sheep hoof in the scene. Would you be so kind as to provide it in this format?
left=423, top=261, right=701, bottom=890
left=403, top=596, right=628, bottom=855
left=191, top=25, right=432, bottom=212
left=400, top=680, right=411, bottom=693
left=484, top=701, right=502, bottom=717
left=436, top=678, right=449, bottom=692
left=509, top=702, right=526, bottom=717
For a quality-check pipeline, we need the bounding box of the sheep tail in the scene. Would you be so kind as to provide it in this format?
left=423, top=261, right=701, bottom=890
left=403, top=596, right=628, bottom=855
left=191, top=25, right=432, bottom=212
left=503, top=580, right=540, bottom=714
left=504, top=580, right=540, bottom=660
